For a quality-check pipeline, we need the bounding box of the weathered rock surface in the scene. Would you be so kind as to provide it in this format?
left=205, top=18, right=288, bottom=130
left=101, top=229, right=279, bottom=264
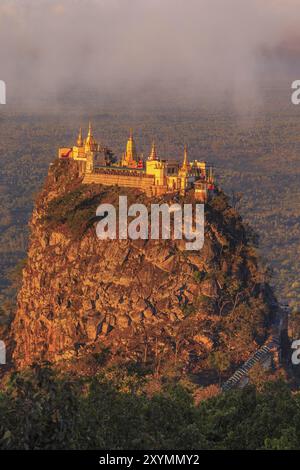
left=11, top=159, right=277, bottom=374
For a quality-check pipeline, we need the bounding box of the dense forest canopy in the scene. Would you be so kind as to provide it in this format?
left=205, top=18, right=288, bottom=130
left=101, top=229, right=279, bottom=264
left=0, top=365, right=299, bottom=450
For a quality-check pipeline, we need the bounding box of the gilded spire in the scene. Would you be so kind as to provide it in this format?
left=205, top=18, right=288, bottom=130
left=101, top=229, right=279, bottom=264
left=85, top=121, right=97, bottom=149
left=125, top=129, right=137, bottom=163
left=77, top=127, right=83, bottom=147
left=149, top=141, right=158, bottom=160
left=87, top=121, right=92, bottom=138
left=182, top=144, right=188, bottom=171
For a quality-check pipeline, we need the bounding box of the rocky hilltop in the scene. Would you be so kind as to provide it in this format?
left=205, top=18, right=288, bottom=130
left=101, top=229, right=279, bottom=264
left=11, top=158, right=278, bottom=379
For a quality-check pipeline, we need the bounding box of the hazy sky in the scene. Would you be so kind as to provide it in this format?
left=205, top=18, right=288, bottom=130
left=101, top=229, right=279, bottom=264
left=0, top=0, right=299, bottom=109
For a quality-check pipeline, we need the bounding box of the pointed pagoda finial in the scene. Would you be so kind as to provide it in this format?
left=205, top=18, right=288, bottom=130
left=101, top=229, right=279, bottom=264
left=85, top=121, right=97, bottom=150
left=182, top=144, right=188, bottom=170
left=149, top=141, right=158, bottom=160
left=88, top=121, right=92, bottom=137
left=77, top=127, right=83, bottom=147
left=124, top=128, right=137, bottom=163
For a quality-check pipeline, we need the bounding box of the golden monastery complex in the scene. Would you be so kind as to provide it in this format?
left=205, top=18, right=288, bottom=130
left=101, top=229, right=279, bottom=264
left=58, top=123, right=215, bottom=202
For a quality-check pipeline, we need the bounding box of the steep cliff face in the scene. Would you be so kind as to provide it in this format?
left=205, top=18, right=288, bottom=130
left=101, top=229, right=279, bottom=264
left=11, top=159, right=277, bottom=376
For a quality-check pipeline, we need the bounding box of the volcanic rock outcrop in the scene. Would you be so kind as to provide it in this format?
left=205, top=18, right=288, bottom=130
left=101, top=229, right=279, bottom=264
left=11, top=158, right=277, bottom=375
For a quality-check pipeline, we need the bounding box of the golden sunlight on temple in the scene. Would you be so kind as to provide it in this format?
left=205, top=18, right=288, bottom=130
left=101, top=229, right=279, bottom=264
left=58, top=124, right=215, bottom=201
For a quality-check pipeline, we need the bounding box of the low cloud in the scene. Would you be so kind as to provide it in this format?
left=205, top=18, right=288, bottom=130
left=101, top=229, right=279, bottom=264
left=0, top=0, right=299, bottom=110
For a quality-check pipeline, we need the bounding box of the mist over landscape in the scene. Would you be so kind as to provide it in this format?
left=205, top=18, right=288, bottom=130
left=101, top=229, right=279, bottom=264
left=0, top=0, right=300, bottom=110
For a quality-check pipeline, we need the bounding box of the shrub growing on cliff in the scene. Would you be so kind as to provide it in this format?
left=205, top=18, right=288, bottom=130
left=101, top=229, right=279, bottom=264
left=44, top=186, right=104, bottom=239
